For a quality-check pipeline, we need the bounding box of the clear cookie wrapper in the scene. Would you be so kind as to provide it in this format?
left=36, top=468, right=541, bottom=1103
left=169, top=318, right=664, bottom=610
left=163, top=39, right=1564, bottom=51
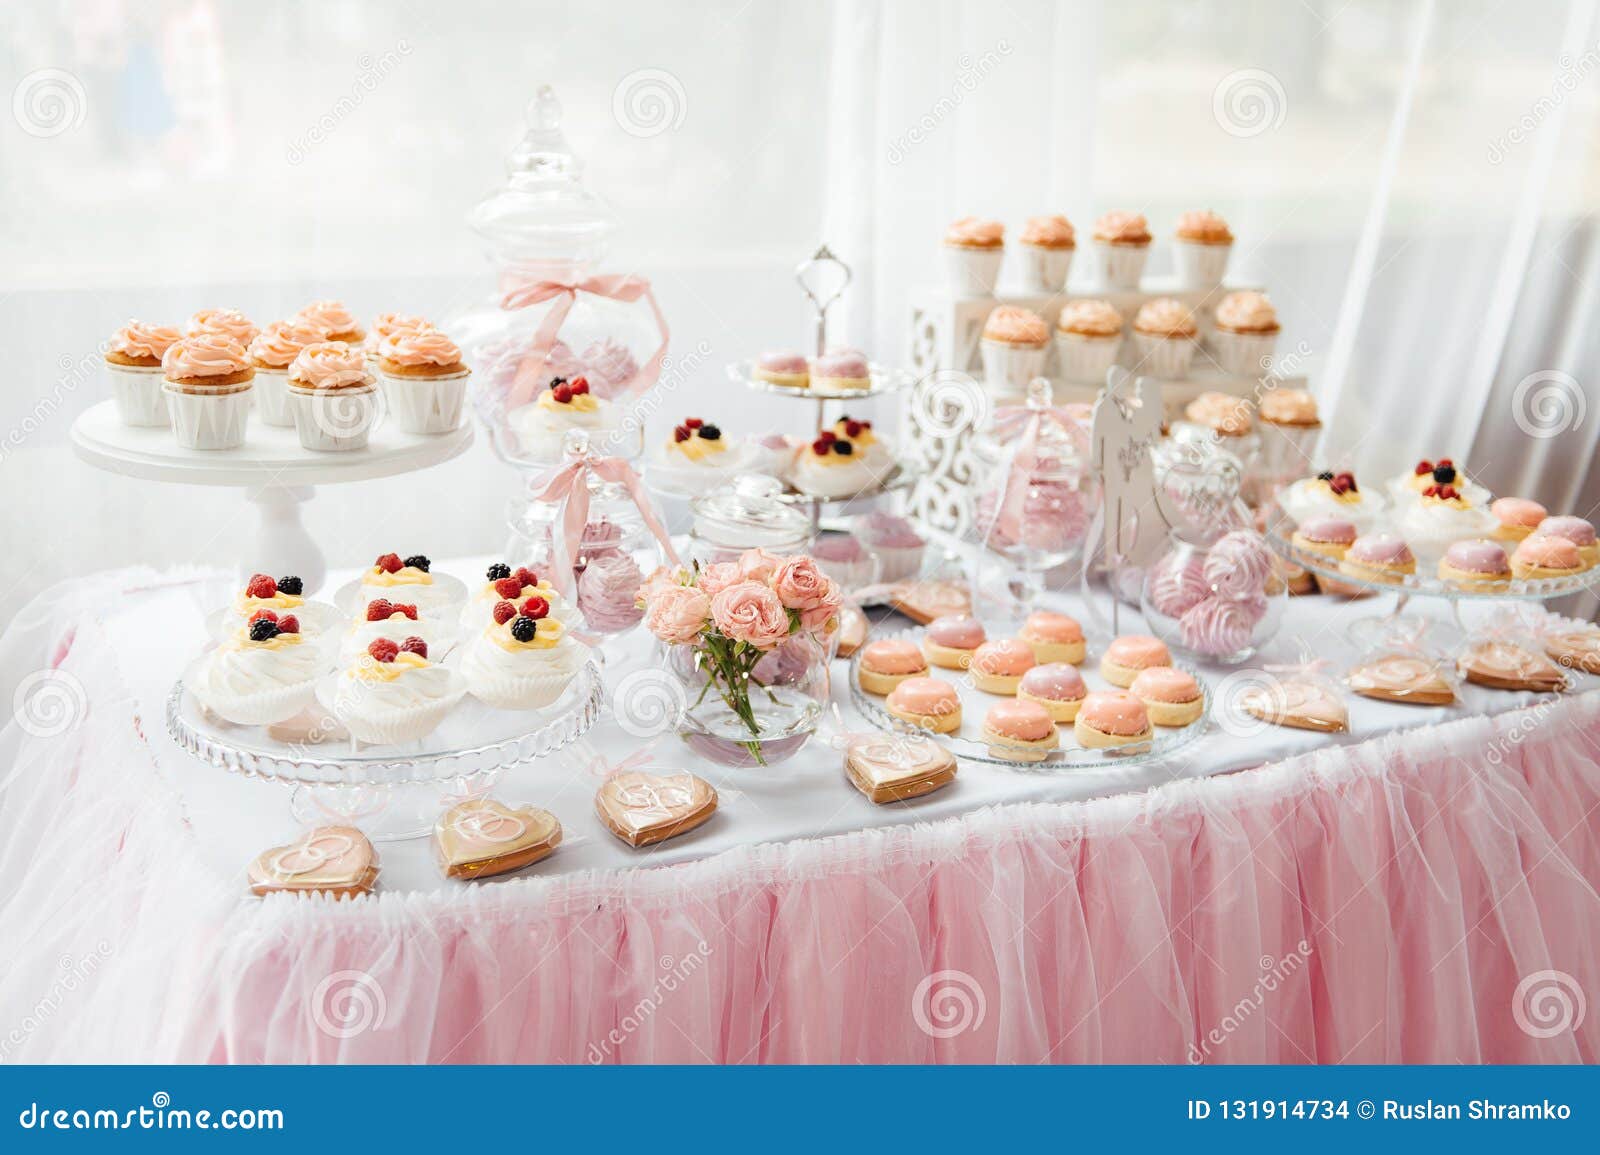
left=1224, top=654, right=1350, bottom=734
left=1532, top=607, right=1600, bottom=676
left=1457, top=604, right=1570, bottom=692
left=1344, top=619, right=1458, bottom=705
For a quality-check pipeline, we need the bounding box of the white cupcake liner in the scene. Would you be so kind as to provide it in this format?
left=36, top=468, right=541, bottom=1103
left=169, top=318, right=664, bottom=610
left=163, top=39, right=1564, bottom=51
left=193, top=678, right=319, bottom=727
left=1256, top=421, right=1322, bottom=490
left=1093, top=241, right=1149, bottom=290
left=252, top=366, right=295, bottom=427
left=462, top=640, right=588, bottom=710
left=1054, top=331, right=1123, bottom=385
left=1210, top=328, right=1280, bottom=377
left=378, top=369, right=470, bottom=435
left=288, top=383, right=381, bottom=452
left=327, top=680, right=464, bottom=745
left=980, top=338, right=1048, bottom=399
left=943, top=246, right=1003, bottom=297
left=107, top=362, right=169, bottom=427
left=1173, top=239, right=1232, bottom=290
left=1131, top=332, right=1196, bottom=379
left=869, top=542, right=925, bottom=584
left=1018, top=244, right=1073, bottom=293
left=164, top=381, right=253, bottom=450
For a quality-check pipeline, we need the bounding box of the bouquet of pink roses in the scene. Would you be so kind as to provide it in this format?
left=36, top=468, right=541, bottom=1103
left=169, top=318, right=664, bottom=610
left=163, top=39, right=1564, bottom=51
left=639, top=548, right=843, bottom=763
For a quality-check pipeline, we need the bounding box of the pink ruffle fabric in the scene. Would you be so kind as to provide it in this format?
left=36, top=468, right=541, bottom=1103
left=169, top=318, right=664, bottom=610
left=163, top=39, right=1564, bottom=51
left=2, top=578, right=1598, bottom=1063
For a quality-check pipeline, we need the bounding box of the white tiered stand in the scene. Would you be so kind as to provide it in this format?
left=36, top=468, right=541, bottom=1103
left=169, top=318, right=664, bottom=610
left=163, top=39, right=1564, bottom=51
left=903, top=276, right=1308, bottom=534
left=71, top=401, right=473, bottom=594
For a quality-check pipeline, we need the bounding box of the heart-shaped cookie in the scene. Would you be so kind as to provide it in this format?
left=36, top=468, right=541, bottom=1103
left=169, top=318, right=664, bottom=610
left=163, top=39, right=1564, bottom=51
left=1347, top=656, right=1455, bottom=706
left=1240, top=679, right=1348, bottom=732
left=844, top=733, right=956, bottom=803
left=595, top=771, right=717, bottom=847
left=435, top=798, right=562, bottom=880
left=1459, top=642, right=1566, bottom=693
left=890, top=580, right=971, bottom=625
left=836, top=605, right=869, bottom=659
left=248, top=826, right=378, bottom=898
left=1544, top=628, right=1600, bottom=675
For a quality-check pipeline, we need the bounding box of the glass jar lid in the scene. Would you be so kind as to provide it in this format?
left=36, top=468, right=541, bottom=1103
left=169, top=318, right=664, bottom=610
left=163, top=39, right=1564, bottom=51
left=468, top=86, right=618, bottom=272
left=972, top=378, right=1091, bottom=482
left=691, top=475, right=814, bottom=550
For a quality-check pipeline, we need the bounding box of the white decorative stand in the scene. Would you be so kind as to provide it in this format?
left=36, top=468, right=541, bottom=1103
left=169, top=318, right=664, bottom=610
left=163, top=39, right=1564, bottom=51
left=903, top=277, right=1308, bottom=533
left=71, top=401, right=473, bottom=593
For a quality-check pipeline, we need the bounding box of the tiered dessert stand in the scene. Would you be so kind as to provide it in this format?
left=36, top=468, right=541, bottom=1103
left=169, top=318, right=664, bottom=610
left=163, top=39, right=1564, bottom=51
left=71, top=401, right=473, bottom=594
left=903, top=277, right=1309, bottom=535
left=726, top=246, right=918, bottom=531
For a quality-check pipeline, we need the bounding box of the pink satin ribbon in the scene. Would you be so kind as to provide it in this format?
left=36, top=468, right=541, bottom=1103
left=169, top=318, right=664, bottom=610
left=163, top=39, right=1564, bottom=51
left=528, top=452, right=680, bottom=597
left=500, top=275, right=669, bottom=407
left=988, top=404, right=1090, bottom=541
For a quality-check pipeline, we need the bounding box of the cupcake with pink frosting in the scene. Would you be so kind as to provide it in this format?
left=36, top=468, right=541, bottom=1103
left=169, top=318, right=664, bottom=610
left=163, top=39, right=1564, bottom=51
left=1172, top=210, right=1234, bottom=290
left=162, top=334, right=256, bottom=449
left=105, top=320, right=182, bottom=427
left=286, top=341, right=380, bottom=452
left=1018, top=214, right=1075, bottom=293
left=1091, top=211, right=1152, bottom=290
left=943, top=217, right=1005, bottom=296
left=247, top=320, right=326, bottom=428
left=1132, top=298, right=1198, bottom=379
left=186, top=308, right=260, bottom=348
left=980, top=306, right=1050, bottom=397
left=376, top=327, right=470, bottom=434
left=1055, top=299, right=1124, bottom=385
left=293, top=299, right=364, bottom=344
left=1212, top=291, right=1281, bottom=376
left=363, top=313, right=431, bottom=361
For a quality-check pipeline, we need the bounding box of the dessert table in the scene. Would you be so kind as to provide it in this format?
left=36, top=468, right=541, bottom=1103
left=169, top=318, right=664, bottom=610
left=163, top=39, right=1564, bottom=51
left=1, top=561, right=1597, bottom=1063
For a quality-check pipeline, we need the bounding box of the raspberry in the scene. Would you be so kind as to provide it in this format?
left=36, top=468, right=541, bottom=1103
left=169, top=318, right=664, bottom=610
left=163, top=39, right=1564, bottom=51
left=861, top=419, right=872, bottom=429
left=1414, top=461, right=1432, bottom=476
left=811, top=439, right=830, bottom=456
left=1439, top=485, right=1458, bottom=500
left=376, top=552, right=403, bottom=573
left=844, top=420, right=864, bottom=438
left=570, top=376, right=590, bottom=395
left=492, top=599, right=518, bottom=625
left=486, top=562, right=511, bottom=581
left=277, top=615, right=300, bottom=634
left=1438, top=457, right=1453, bottom=467
left=552, top=384, right=573, bottom=404
left=521, top=595, right=550, bottom=620
left=246, top=573, right=278, bottom=599
left=494, top=576, right=523, bottom=598
left=1423, top=485, right=1438, bottom=497
left=248, top=618, right=280, bottom=642
left=399, top=636, right=428, bottom=658
left=685, top=417, right=703, bottom=429
left=510, top=617, right=538, bottom=643
left=818, top=429, right=837, bottom=443
left=403, top=554, right=430, bottom=573
left=674, top=426, right=691, bottom=442
left=367, top=638, right=399, bottom=663
left=393, top=603, right=418, bottom=620
left=276, top=576, right=303, bottom=596
left=365, top=598, right=394, bottom=621
left=248, top=608, right=278, bottom=625
left=515, top=567, right=538, bottom=588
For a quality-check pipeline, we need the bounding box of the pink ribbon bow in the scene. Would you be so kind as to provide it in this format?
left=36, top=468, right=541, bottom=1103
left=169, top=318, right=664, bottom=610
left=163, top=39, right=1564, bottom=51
left=986, top=403, right=1091, bottom=541
left=500, top=275, right=669, bottom=408
left=528, top=451, right=680, bottom=597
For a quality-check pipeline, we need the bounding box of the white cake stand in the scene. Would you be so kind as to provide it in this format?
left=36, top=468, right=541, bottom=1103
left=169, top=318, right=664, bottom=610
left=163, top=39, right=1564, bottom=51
left=70, top=400, right=473, bottom=594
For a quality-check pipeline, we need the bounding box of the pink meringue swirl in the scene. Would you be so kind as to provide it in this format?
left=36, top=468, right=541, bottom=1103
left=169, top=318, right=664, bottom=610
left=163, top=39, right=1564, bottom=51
left=578, top=551, right=646, bottom=633
left=185, top=308, right=259, bottom=346
left=294, top=299, right=361, bottom=337
left=288, top=341, right=371, bottom=389
left=381, top=327, right=463, bottom=368
left=1178, top=594, right=1266, bottom=657
left=248, top=320, right=326, bottom=369
left=109, top=320, right=181, bottom=362
left=1146, top=551, right=1210, bottom=618
left=1203, top=531, right=1275, bottom=601
left=162, top=334, right=250, bottom=378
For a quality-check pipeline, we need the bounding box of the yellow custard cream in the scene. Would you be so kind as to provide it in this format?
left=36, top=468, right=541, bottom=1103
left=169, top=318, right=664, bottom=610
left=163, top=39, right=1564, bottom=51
left=237, top=591, right=304, bottom=612
left=365, top=565, right=433, bottom=587
left=537, top=388, right=599, bottom=414
left=351, top=651, right=429, bottom=682
left=229, top=631, right=305, bottom=652
left=489, top=619, right=566, bottom=652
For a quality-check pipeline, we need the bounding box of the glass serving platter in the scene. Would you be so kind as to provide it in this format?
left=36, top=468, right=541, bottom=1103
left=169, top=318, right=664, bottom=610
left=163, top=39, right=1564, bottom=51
left=847, top=628, right=1210, bottom=771
left=727, top=359, right=917, bottom=402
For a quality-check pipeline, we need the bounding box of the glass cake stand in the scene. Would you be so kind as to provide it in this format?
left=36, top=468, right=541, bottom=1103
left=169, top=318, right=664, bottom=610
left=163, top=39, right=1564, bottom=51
left=847, top=628, right=1209, bottom=771
left=167, top=659, right=603, bottom=839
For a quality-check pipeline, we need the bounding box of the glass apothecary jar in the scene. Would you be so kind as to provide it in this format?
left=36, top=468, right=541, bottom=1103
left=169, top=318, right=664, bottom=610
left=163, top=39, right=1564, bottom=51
left=1140, top=525, right=1286, bottom=664
left=686, top=475, right=815, bottom=568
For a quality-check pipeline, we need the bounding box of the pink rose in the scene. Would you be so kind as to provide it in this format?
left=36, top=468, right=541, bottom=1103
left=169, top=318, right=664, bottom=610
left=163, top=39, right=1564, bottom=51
left=710, top=581, right=791, bottom=650
left=645, top=584, right=711, bottom=644
left=772, top=557, right=838, bottom=612
left=637, top=565, right=688, bottom=609
left=799, top=598, right=841, bottom=633
left=737, top=548, right=782, bottom=586
left=696, top=561, right=742, bottom=599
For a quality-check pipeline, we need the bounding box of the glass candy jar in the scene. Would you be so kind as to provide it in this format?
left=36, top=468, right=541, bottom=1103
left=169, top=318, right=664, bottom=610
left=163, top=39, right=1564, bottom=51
left=663, top=629, right=829, bottom=768
left=1140, top=525, right=1286, bottom=664
left=687, top=475, right=815, bottom=568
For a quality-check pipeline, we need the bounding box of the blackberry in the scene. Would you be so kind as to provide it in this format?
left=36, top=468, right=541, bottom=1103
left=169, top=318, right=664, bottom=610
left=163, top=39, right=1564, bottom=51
left=510, top=616, right=538, bottom=643
left=404, top=554, right=431, bottom=572
left=486, top=562, right=512, bottom=581
left=549, top=376, right=567, bottom=388
left=1316, top=470, right=1334, bottom=481
left=1431, top=465, right=1456, bottom=484
left=833, top=441, right=854, bottom=456
left=699, top=424, right=722, bottom=440
left=276, top=575, right=304, bottom=596
left=249, top=618, right=281, bottom=642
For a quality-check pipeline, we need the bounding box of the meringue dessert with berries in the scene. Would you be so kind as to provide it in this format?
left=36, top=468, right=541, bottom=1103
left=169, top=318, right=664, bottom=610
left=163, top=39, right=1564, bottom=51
left=786, top=416, right=894, bottom=499
left=509, top=375, right=624, bottom=462
left=1396, top=480, right=1498, bottom=565
left=1278, top=470, right=1386, bottom=533
left=327, top=636, right=465, bottom=745
left=341, top=597, right=456, bottom=665
left=191, top=612, right=329, bottom=726
left=649, top=417, right=753, bottom=494
left=354, top=552, right=467, bottom=616
left=461, top=562, right=579, bottom=634
left=460, top=597, right=591, bottom=710
left=1388, top=458, right=1490, bottom=509
left=216, top=573, right=339, bottom=641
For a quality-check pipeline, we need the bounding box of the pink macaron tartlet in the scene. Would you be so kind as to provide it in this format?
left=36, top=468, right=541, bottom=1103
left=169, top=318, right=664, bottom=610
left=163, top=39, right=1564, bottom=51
left=1511, top=534, right=1586, bottom=581
left=1128, top=667, right=1204, bottom=727
left=811, top=350, right=871, bottom=392
left=981, top=699, right=1060, bottom=762
left=754, top=351, right=809, bottom=389
left=922, top=615, right=986, bottom=670
left=1290, top=516, right=1358, bottom=563
left=857, top=639, right=931, bottom=695
left=1437, top=539, right=1512, bottom=590
left=1338, top=533, right=1416, bottom=584
left=1016, top=663, right=1087, bottom=722
left=1018, top=611, right=1086, bottom=665
left=1099, top=635, right=1172, bottom=688
left=1534, top=516, right=1599, bottom=567
left=1073, top=690, right=1154, bottom=750
left=1490, top=498, right=1548, bottom=543
left=884, top=676, right=963, bottom=734
left=969, top=638, right=1037, bottom=694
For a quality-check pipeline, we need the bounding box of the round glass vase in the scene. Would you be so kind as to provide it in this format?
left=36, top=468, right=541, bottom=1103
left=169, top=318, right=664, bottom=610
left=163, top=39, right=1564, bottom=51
left=663, top=631, right=830, bottom=768
left=1139, top=526, right=1287, bottom=665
